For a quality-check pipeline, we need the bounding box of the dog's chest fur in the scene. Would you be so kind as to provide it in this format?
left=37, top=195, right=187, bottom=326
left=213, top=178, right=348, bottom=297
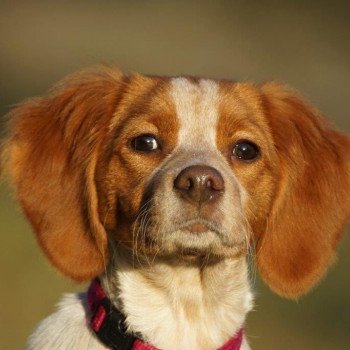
left=27, top=256, right=252, bottom=350
left=107, top=255, right=252, bottom=350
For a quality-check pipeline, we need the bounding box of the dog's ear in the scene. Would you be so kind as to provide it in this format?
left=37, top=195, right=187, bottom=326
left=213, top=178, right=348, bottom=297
left=257, top=82, right=350, bottom=298
left=4, top=67, right=124, bottom=281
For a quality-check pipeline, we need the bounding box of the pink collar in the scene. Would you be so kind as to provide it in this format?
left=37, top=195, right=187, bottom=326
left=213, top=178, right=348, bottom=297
left=87, top=279, right=244, bottom=350
left=132, top=329, right=243, bottom=350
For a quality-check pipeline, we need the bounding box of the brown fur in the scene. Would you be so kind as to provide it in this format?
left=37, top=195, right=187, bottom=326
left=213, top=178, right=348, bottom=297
left=257, top=82, right=350, bottom=297
left=3, top=67, right=350, bottom=300
left=4, top=68, right=125, bottom=280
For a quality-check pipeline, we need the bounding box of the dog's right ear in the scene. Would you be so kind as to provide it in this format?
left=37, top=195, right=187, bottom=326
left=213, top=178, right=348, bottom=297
left=256, top=82, right=350, bottom=298
left=3, top=67, right=124, bottom=281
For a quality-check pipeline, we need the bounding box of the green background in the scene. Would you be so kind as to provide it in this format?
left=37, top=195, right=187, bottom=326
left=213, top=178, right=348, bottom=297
left=1, top=1, right=349, bottom=349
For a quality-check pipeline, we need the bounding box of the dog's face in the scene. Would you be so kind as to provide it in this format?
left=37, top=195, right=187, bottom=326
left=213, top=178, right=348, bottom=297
left=4, top=67, right=350, bottom=298
left=97, top=77, right=276, bottom=261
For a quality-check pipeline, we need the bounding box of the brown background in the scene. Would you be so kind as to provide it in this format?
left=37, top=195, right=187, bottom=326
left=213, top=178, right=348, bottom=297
left=0, top=1, right=349, bottom=349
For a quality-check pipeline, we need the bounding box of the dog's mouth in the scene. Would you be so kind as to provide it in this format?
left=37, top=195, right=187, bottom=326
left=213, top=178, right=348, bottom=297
left=182, top=222, right=212, bottom=234
left=179, top=218, right=221, bottom=234
left=153, top=219, right=226, bottom=255
left=126, top=214, right=247, bottom=260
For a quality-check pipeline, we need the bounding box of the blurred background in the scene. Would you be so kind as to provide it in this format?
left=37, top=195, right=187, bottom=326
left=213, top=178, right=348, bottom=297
left=1, top=1, right=349, bottom=349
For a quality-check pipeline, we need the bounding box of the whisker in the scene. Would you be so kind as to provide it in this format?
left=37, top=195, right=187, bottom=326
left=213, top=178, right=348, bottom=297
left=131, top=198, right=153, bottom=266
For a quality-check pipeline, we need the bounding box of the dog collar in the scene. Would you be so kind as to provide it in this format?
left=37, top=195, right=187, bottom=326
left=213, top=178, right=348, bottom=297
left=87, top=279, right=244, bottom=350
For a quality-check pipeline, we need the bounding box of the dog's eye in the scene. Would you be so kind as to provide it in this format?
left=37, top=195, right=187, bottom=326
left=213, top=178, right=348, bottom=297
left=232, top=140, right=260, bottom=161
left=132, top=134, right=160, bottom=153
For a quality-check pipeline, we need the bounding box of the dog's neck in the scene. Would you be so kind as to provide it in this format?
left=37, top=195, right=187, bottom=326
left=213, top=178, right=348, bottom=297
left=101, top=249, right=253, bottom=350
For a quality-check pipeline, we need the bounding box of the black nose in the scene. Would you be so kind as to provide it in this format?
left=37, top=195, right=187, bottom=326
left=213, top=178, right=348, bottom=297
left=173, top=165, right=225, bottom=205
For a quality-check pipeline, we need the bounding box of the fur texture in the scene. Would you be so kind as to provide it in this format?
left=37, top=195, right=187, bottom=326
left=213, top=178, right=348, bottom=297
left=3, top=67, right=350, bottom=349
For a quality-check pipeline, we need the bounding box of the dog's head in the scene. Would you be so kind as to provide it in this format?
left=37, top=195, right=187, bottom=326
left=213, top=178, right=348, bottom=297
left=3, top=67, right=350, bottom=298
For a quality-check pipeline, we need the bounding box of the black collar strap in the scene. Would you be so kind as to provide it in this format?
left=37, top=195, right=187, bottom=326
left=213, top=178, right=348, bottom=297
left=87, top=279, right=136, bottom=350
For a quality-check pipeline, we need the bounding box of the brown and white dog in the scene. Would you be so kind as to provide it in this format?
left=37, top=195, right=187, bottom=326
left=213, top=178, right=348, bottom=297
left=2, top=67, right=350, bottom=349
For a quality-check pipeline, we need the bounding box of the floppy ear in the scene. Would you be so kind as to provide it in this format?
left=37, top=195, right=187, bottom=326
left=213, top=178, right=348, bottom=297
left=4, top=67, right=124, bottom=281
left=257, top=82, right=350, bottom=298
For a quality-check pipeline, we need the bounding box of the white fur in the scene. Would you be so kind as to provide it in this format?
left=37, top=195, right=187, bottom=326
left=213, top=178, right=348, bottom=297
left=27, top=256, right=252, bottom=350
left=105, top=253, right=252, bottom=350
left=27, top=294, right=108, bottom=350
left=170, top=78, right=219, bottom=150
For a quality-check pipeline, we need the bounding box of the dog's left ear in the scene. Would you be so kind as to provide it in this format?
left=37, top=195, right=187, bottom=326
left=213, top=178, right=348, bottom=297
left=256, top=82, right=350, bottom=298
left=3, top=67, right=124, bottom=281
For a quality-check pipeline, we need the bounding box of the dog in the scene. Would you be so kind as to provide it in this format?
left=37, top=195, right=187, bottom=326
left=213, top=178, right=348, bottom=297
left=2, top=67, right=350, bottom=350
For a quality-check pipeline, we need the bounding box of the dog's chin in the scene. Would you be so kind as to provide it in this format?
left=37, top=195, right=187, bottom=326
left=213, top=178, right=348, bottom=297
left=133, top=228, right=247, bottom=261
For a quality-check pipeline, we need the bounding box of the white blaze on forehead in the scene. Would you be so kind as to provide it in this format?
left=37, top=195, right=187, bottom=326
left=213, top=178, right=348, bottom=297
left=170, top=78, right=219, bottom=150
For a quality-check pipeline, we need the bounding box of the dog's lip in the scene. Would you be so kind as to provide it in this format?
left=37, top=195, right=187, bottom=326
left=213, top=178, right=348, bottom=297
left=184, top=222, right=210, bottom=234
left=179, top=219, right=220, bottom=234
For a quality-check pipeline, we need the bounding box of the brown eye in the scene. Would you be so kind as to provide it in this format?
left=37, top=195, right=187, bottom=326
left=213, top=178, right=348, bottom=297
left=132, top=134, right=160, bottom=153
left=232, top=140, right=260, bottom=161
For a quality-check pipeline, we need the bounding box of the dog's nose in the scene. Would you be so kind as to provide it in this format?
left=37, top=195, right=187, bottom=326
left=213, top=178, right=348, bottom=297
left=173, top=165, right=224, bottom=205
